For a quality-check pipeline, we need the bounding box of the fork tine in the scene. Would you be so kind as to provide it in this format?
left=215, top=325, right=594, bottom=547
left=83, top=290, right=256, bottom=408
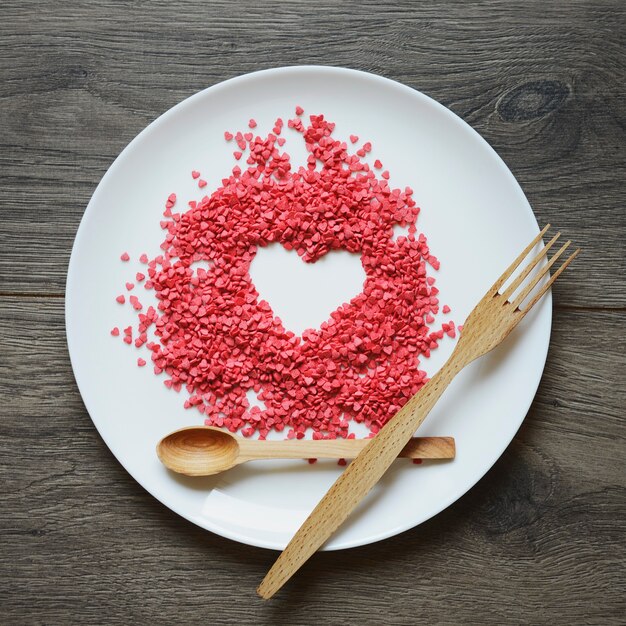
left=491, top=224, right=550, bottom=293
left=519, top=248, right=581, bottom=314
left=511, top=240, right=572, bottom=309
left=501, top=231, right=561, bottom=301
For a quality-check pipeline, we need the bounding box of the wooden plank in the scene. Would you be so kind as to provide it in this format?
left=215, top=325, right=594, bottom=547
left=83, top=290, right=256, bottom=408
left=0, top=1, right=624, bottom=305
left=1, top=0, right=624, bottom=622
left=0, top=297, right=623, bottom=622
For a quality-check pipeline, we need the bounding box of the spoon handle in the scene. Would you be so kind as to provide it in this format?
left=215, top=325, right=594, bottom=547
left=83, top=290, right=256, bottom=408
left=237, top=436, right=455, bottom=461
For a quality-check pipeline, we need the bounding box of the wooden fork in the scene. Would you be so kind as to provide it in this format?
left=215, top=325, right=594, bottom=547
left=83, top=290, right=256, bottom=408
left=258, top=225, right=579, bottom=599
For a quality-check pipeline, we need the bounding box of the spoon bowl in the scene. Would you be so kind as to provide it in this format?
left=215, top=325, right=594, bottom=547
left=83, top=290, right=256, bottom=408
left=157, top=426, right=242, bottom=476
left=157, top=426, right=456, bottom=476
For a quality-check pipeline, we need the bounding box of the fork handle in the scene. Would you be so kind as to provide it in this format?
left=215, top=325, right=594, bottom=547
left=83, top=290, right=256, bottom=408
left=257, top=349, right=466, bottom=599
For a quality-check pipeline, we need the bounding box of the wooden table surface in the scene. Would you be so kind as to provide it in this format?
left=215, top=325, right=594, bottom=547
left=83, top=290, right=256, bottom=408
left=1, top=2, right=624, bottom=624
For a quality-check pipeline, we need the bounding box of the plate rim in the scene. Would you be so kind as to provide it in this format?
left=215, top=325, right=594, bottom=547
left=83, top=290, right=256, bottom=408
left=65, top=65, right=552, bottom=550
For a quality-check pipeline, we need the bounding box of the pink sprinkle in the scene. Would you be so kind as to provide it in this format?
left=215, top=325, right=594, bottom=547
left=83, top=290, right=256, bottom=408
left=115, top=295, right=125, bottom=304
left=382, top=170, right=390, bottom=180
left=248, top=118, right=257, bottom=128
left=350, top=134, right=359, bottom=143
left=125, top=282, right=134, bottom=291
left=234, top=151, right=242, bottom=160
left=443, top=305, right=451, bottom=314
left=139, top=253, right=149, bottom=264
left=295, top=105, right=304, bottom=115
left=129, top=295, right=142, bottom=311
left=224, top=131, right=233, bottom=141
left=191, top=170, right=201, bottom=179
left=198, top=179, right=207, bottom=188
left=137, top=358, right=146, bottom=367
left=120, top=252, right=130, bottom=262
left=111, top=111, right=451, bottom=443
left=110, top=327, right=120, bottom=336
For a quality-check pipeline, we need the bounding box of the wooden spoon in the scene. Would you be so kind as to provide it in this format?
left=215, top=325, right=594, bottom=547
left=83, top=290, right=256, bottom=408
left=157, top=426, right=455, bottom=476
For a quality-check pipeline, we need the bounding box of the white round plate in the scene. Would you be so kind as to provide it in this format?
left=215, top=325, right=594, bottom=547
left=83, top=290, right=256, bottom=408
left=66, top=66, right=550, bottom=550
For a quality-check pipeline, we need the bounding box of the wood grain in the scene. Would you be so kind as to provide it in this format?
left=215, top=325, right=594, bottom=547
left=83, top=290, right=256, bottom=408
left=0, top=0, right=624, bottom=623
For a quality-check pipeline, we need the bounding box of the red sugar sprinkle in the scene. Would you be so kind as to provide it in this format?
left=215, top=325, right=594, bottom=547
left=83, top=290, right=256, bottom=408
left=137, top=358, right=147, bottom=367
left=115, top=295, right=125, bottom=304
left=110, top=327, right=120, bottom=336
left=120, top=252, right=130, bottom=262
left=295, top=105, right=304, bottom=115
left=139, top=253, right=149, bottom=264
left=248, top=118, right=257, bottom=128
left=191, top=170, right=201, bottom=179
left=374, top=159, right=383, bottom=169
left=125, top=282, right=134, bottom=291
left=412, top=458, right=423, bottom=465
left=233, top=151, right=242, bottom=160
left=114, top=111, right=451, bottom=441
left=442, top=304, right=451, bottom=314
left=198, top=179, right=207, bottom=188
left=224, top=131, right=233, bottom=141
left=136, top=272, right=145, bottom=282
left=129, top=295, right=142, bottom=311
